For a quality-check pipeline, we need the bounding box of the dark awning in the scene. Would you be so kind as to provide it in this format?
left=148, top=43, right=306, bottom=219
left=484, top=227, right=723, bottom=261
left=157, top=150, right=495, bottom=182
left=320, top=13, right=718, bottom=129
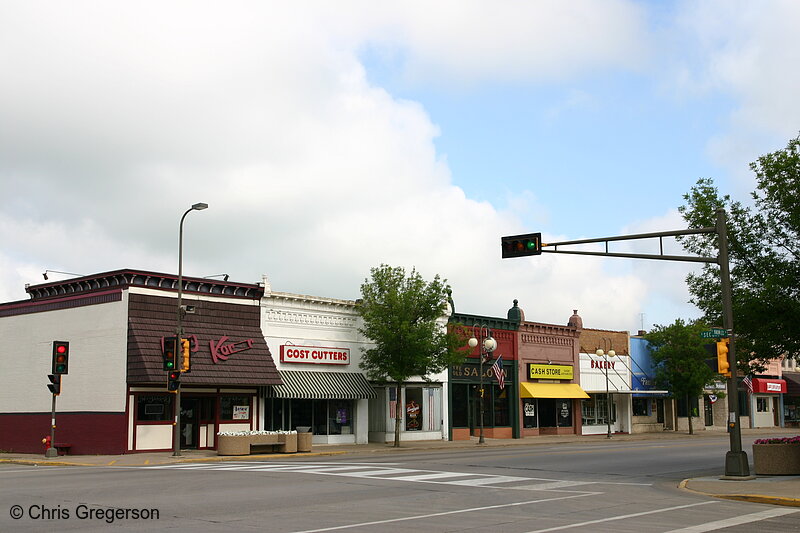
left=266, top=370, right=376, bottom=400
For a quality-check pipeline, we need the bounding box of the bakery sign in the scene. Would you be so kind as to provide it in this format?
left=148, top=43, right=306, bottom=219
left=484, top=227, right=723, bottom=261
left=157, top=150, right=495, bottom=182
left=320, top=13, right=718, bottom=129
left=280, top=345, right=350, bottom=365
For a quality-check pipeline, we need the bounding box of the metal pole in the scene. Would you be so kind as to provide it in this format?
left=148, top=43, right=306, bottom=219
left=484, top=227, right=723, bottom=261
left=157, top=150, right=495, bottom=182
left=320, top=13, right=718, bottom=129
left=173, top=208, right=191, bottom=457
left=717, top=208, right=750, bottom=477
left=606, top=353, right=612, bottom=439
left=45, top=394, right=58, bottom=458
left=479, top=341, right=485, bottom=444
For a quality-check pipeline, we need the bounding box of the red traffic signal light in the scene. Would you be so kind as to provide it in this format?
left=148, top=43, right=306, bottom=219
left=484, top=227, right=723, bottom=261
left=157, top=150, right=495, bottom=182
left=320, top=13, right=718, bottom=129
left=162, top=337, right=178, bottom=371
left=167, top=370, right=181, bottom=392
left=47, top=374, right=61, bottom=395
left=52, top=341, right=69, bottom=374
left=501, top=233, right=543, bottom=258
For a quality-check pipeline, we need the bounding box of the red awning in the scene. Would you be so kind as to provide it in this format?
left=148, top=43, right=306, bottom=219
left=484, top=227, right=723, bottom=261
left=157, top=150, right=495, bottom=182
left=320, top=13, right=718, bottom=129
left=751, top=378, right=786, bottom=394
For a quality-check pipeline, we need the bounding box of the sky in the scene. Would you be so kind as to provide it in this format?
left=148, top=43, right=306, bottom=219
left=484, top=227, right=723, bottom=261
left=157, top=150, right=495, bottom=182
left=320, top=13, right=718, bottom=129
left=2, top=1, right=799, bottom=334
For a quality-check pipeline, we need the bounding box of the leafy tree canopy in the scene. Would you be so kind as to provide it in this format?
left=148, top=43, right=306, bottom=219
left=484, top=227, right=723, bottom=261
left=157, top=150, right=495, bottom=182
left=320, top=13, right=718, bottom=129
left=679, top=135, right=800, bottom=366
left=645, top=319, right=718, bottom=433
left=357, top=264, right=464, bottom=383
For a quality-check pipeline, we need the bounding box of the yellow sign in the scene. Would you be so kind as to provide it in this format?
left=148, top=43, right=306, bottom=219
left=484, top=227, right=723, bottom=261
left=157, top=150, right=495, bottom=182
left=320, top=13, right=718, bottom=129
left=528, top=364, right=573, bottom=380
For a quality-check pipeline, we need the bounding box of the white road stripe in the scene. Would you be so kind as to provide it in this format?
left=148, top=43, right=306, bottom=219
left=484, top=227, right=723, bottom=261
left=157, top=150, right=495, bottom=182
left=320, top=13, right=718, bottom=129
left=524, top=501, right=718, bottom=532
left=445, top=475, right=530, bottom=486
left=388, top=472, right=481, bottom=482
left=665, top=508, right=799, bottom=532
left=288, top=492, right=597, bottom=533
left=510, top=480, right=594, bottom=491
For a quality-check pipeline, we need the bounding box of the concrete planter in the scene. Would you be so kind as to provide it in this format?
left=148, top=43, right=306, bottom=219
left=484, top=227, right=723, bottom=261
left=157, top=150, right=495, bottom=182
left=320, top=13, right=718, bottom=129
left=752, top=444, right=800, bottom=475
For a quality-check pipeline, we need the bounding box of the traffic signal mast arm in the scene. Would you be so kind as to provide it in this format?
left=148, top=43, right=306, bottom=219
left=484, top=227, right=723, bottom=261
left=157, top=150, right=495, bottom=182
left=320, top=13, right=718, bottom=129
left=503, top=209, right=749, bottom=477
left=538, top=226, right=718, bottom=264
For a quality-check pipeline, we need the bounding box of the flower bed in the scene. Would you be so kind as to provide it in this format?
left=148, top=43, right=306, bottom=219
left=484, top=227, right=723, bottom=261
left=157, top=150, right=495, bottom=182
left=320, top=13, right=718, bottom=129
left=752, top=436, right=800, bottom=475
left=217, top=430, right=298, bottom=455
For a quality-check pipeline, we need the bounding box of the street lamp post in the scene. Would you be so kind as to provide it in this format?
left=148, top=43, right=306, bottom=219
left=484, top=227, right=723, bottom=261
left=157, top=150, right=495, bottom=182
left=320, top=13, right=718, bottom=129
left=595, top=346, right=616, bottom=439
left=468, top=325, right=497, bottom=444
left=173, top=202, right=208, bottom=457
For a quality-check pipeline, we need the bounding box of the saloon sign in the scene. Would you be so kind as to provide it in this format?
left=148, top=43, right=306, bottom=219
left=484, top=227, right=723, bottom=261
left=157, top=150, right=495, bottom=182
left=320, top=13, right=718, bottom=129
left=280, top=345, right=350, bottom=365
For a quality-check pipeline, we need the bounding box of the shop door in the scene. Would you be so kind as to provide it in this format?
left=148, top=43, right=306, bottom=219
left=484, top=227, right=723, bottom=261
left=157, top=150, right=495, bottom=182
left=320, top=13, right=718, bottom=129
left=180, top=398, right=200, bottom=449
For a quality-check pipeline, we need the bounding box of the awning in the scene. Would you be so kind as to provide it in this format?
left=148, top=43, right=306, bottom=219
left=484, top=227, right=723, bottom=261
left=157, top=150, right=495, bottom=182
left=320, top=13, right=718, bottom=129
left=520, top=382, right=589, bottom=399
left=751, top=378, right=787, bottom=394
left=266, top=370, right=376, bottom=400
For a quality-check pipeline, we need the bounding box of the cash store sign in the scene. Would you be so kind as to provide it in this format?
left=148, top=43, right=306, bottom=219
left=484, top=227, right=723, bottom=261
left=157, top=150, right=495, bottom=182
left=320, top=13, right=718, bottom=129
left=528, top=364, right=573, bottom=380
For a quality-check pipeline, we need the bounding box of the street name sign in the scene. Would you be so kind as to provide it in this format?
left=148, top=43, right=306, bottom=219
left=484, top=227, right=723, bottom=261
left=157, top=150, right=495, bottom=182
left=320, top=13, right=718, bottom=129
left=700, top=328, right=728, bottom=339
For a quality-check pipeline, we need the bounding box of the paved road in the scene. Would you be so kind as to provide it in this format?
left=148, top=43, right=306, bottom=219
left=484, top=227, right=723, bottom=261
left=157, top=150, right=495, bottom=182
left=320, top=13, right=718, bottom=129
left=1, top=436, right=798, bottom=532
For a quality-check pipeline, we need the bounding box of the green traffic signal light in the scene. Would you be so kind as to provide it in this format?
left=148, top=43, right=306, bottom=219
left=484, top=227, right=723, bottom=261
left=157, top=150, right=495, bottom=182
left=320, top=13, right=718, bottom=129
left=501, top=232, right=543, bottom=258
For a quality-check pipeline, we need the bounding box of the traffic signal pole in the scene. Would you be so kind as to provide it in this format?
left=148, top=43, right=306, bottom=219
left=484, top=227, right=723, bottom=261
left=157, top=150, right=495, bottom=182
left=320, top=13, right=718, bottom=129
left=504, top=208, right=751, bottom=478
left=45, top=393, right=58, bottom=458
left=716, top=209, right=750, bottom=477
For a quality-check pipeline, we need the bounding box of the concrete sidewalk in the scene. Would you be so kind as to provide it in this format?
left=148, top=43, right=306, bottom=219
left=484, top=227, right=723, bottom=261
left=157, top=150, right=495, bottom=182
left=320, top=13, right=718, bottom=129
left=2, top=428, right=798, bottom=507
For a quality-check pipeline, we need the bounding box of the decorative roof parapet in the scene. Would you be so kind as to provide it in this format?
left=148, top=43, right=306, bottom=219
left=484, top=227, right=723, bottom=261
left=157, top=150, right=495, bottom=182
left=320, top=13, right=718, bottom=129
left=24, top=269, right=263, bottom=302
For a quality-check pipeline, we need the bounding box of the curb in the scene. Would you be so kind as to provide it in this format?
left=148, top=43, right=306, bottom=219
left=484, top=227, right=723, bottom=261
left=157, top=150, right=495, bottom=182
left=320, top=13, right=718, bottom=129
left=678, top=479, right=800, bottom=508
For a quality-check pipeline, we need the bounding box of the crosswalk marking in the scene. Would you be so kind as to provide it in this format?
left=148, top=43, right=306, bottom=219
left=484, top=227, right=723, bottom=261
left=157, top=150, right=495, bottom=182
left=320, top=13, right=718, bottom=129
left=149, top=461, right=613, bottom=492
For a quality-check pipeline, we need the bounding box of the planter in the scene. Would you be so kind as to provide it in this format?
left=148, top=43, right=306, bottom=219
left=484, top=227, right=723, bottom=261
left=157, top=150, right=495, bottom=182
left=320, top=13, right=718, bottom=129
left=297, top=432, right=312, bottom=453
left=752, top=444, right=800, bottom=475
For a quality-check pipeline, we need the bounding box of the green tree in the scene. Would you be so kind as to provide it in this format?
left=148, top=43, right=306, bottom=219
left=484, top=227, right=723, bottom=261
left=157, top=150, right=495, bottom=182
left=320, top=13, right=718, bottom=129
left=357, top=264, right=465, bottom=447
left=645, top=319, right=717, bottom=435
left=679, top=135, right=800, bottom=368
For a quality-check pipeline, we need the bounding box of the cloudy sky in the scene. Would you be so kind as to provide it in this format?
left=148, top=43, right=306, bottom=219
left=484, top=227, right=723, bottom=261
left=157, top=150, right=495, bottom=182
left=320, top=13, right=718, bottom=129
left=2, top=1, right=798, bottom=333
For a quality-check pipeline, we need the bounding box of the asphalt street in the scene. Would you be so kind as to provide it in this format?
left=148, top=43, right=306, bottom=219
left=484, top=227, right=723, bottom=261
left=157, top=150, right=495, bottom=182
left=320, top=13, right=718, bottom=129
left=1, top=430, right=798, bottom=532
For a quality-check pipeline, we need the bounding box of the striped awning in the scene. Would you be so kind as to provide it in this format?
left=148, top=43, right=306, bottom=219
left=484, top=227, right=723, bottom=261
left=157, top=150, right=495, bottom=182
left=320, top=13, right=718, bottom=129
left=266, top=370, right=376, bottom=400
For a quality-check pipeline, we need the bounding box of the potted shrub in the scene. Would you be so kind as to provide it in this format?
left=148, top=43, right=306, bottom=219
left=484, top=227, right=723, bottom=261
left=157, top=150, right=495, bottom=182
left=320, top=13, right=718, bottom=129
left=752, top=436, right=800, bottom=475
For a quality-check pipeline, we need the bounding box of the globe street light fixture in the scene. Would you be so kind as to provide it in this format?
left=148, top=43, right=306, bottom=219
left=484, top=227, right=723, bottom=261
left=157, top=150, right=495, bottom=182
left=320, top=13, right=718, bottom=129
left=468, top=325, right=497, bottom=444
left=595, top=347, right=616, bottom=439
left=173, top=202, right=208, bottom=457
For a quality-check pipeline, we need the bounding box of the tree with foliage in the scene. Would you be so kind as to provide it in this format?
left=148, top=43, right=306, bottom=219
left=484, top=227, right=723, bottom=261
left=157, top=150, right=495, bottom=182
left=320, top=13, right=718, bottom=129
left=357, top=264, right=465, bottom=447
left=679, top=135, right=800, bottom=369
left=645, top=319, right=718, bottom=435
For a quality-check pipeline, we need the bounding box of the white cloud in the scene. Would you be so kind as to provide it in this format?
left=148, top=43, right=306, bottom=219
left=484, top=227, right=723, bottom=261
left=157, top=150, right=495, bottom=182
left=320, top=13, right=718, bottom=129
left=0, top=1, right=795, bottom=338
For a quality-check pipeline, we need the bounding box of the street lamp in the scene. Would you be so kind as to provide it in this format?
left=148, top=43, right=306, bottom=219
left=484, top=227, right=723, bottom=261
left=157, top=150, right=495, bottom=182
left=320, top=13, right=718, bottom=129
left=468, top=325, right=497, bottom=444
left=173, top=202, right=208, bottom=457
left=595, top=346, right=616, bottom=439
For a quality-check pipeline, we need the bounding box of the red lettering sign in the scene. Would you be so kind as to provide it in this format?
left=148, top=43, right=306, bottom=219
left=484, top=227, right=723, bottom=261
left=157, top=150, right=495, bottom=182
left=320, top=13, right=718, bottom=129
left=210, top=336, right=254, bottom=364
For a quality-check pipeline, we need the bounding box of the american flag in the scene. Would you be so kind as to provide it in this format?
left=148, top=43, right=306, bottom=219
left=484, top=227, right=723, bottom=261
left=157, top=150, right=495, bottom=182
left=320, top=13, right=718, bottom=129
left=491, top=354, right=506, bottom=390
left=742, top=374, right=753, bottom=392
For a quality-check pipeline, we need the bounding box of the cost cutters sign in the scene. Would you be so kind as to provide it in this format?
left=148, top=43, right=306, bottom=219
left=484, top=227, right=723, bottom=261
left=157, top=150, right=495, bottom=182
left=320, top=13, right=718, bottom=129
left=280, top=345, right=350, bottom=365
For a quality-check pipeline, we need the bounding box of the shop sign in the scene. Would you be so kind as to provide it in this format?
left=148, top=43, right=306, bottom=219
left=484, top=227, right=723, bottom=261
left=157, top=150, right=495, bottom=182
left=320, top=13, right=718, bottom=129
left=528, top=364, right=573, bottom=380
left=210, top=336, right=254, bottom=364
left=232, top=406, right=250, bottom=420
left=590, top=359, right=616, bottom=370
left=451, top=364, right=494, bottom=379
left=280, top=345, right=350, bottom=365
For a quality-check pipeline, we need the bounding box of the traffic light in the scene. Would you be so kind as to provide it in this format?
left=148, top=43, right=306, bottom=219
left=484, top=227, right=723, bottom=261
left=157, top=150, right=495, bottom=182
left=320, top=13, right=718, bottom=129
left=501, top=233, right=542, bottom=258
left=167, top=370, right=181, bottom=392
left=52, top=341, right=69, bottom=375
left=162, top=337, right=178, bottom=371
left=47, top=374, right=61, bottom=395
left=716, top=339, right=731, bottom=377
left=180, top=338, right=191, bottom=373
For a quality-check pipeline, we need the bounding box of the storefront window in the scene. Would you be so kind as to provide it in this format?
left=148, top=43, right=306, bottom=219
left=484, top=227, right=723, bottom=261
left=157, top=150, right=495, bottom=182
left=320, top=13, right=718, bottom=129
left=756, top=397, right=769, bottom=412
left=137, top=395, right=173, bottom=422
left=329, top=399, right=352, bottom=435
left=452, top=384, right=469, bottom=427
left=557, top=400, right=572, bottom=427
left=582, top=395, right=609, bottom=426
left=492, top=386, right=510, bottom=426
left=405, top=388, right=423, bottom=431
left=220, top=396, right=251, bottom=420
left=632, top=398, right=649, bottom=417
left=522, top=399, right=537, bottom=428
left=677, top=396, right=699, bottom=418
